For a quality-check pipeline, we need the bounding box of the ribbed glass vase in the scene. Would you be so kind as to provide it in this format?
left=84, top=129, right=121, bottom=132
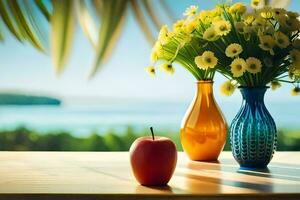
left=230, top=87, right=277, bottom=168
left=181, top=81, right=227, bottom=161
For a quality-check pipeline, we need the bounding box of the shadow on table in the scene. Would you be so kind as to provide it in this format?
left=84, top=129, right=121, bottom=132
left=175, top=159, right=300, bottom=193
left=135, top=185, right=175, bottom=194
left=185, top=158, right=300, bottom=181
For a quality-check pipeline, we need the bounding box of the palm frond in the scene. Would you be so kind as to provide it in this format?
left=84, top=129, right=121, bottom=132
left=142, top=0, right=162, bottom=30
left=23, top=1, right=48, bottom=49
left=34, top=0, right=51, bottom=21
left=89, top=0, right=128, bottom=78
left=0, top=0, right=175, bottom=77
left=130, top=0, right=155, bottom=44
left=51, top=0, right=75, bottom=74
left=0, top=0, right=24, bottom=42
left=0, top=22, right=4, bottom=42
left=93, top=0, right=104, bottom=17
left=76, top=0, right=97, bottom=49
left=159, top=0, right=176, bottom=23
left=7, top=0, right=45, bottom=51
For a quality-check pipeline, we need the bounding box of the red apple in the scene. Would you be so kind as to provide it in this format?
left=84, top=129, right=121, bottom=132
left=129, top=127, right=177, bottom=186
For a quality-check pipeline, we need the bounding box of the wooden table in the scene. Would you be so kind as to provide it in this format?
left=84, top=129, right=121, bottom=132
left=0, top=152, right=299, bottom=200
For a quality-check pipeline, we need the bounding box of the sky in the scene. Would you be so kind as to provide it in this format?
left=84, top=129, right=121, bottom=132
left=0, top=0, right=299, bottom=104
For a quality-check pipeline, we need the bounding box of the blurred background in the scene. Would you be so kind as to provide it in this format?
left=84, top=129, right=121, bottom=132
left=0, top=0, right=299, bottom=151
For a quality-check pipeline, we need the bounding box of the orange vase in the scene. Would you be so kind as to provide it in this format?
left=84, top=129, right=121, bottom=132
left=180, top=81, right=227, bottom=161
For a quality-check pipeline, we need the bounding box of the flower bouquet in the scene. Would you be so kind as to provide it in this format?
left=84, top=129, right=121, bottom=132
left=194, top=1, right=300, bottom=168
left=147, top=0, right=300, bottom=166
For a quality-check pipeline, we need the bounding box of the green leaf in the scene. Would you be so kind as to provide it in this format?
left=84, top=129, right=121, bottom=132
left=51, top=0, right=75, bottom=74
left=7, top=0, right=45, bottom=51
left=35, top=0, right=51, bottom=21
left=0, top=0, right=24, bottom=41
left=0, top=23, right=4, bottom=42
left=130, top=0, right=155, bottom=44
left=89, top=0, right=128, bottom=78
left=22, top=1, right=48, bottom=50
left=158, top=0, right=176, bottom=23
left=141, top=0, right=162, bottom=30
left=76, top=0, right=97, bottom=48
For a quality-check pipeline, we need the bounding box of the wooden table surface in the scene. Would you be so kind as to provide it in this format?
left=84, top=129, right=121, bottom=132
left=0, top=152, right=299, bottom=200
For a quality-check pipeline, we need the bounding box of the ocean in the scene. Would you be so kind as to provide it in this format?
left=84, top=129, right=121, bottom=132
left=0, top=100, right=298, bottom=137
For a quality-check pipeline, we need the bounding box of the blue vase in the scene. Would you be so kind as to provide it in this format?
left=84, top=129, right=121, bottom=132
left=230, top=87, right=277, bottom=168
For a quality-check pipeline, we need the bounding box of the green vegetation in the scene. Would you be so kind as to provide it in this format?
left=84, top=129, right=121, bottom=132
left=0, top=93, right=61, bottom=105
left=0, top=127, right=299, bottom=151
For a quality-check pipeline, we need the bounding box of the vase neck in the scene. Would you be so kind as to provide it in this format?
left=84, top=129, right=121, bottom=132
left=196, top=81, right=213, bottom=95
left=240, top=87, right=268, bottom=104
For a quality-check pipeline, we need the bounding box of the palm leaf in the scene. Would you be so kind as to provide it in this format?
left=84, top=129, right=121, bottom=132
left=130, top=0, right=155, bottom=44
left=34, top=0, right=51, bottom=21
left=89, top=0, right=128, bottom=78
left=0, top=0, right=24, bottom=42
left=100, top=9, right=127, bottom=65
left=76, top=0, right=97, bottom=49
left=142, top=0, right=162, bottom=30
left=0, top=23, right=4, bottom=42
left=0, top=0, right=175, bottom=76
left=93, top=0, right=104, bottom=17
left=7, top=0, right=44, bottom=51
left=159, top=0, right=176, bottom=23
left=51, top=0, right=75, bottom=74
left=23, top=1, right=48, bottom=49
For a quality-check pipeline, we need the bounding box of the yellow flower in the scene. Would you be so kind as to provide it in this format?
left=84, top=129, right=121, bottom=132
left=243, top=13, right=255, bottom=25
left=229, top=3, right=247, bottom=15
left=271, top=81, right=281, bottom=90
left=290, top=49, right=300, bottom=64
left=210, top=7, right=223, bottom=17
left=220, top=81, right=236, bottom=96
left=184, top=18, right=199, bottom=33
left=246, top=57, right=262, bottom=74
left=253, top=16, right=266, bottom=27
left=158, top=25, right=171, bottom=45
left=289, top=65, right=300, bottom=79
left=203, top=27, right=218, bottom=41
left=184, top=5, right=198, bottom=17
left=198, top=10, right=210, bottom=23
left=273, top=8, right=286, bottom=19
left=251, top=0, right=261, bottom=9
left=145, top=66, right=156, bottom=77
left=230, top=58, right=247, bottom=77
left=274, top=31, right=290, bottom=49
left=173, top=20, right=185, bottom=32
left=195, top=51, right=218, bottom=70
left=225, top=43, right=243, bottom=58
left=211, top=16, right=222, bottom=23
left=292, top=39, right=300, bottom=49
left=160, top=63, right=174, bottom=74
left=291, top=87, right=300, bottom=96
left=150, top=41, right=163, bottom=62
left=150, top=51, right=158, bottom=62
left=259, top=35, right=275, bottom=55
left=259, top=7, right=273, bottom=19
left=214, top=20, right=232, bottom=36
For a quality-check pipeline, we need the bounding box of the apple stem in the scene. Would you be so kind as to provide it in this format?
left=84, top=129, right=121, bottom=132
left=150, top=127, right=155, bottom=140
